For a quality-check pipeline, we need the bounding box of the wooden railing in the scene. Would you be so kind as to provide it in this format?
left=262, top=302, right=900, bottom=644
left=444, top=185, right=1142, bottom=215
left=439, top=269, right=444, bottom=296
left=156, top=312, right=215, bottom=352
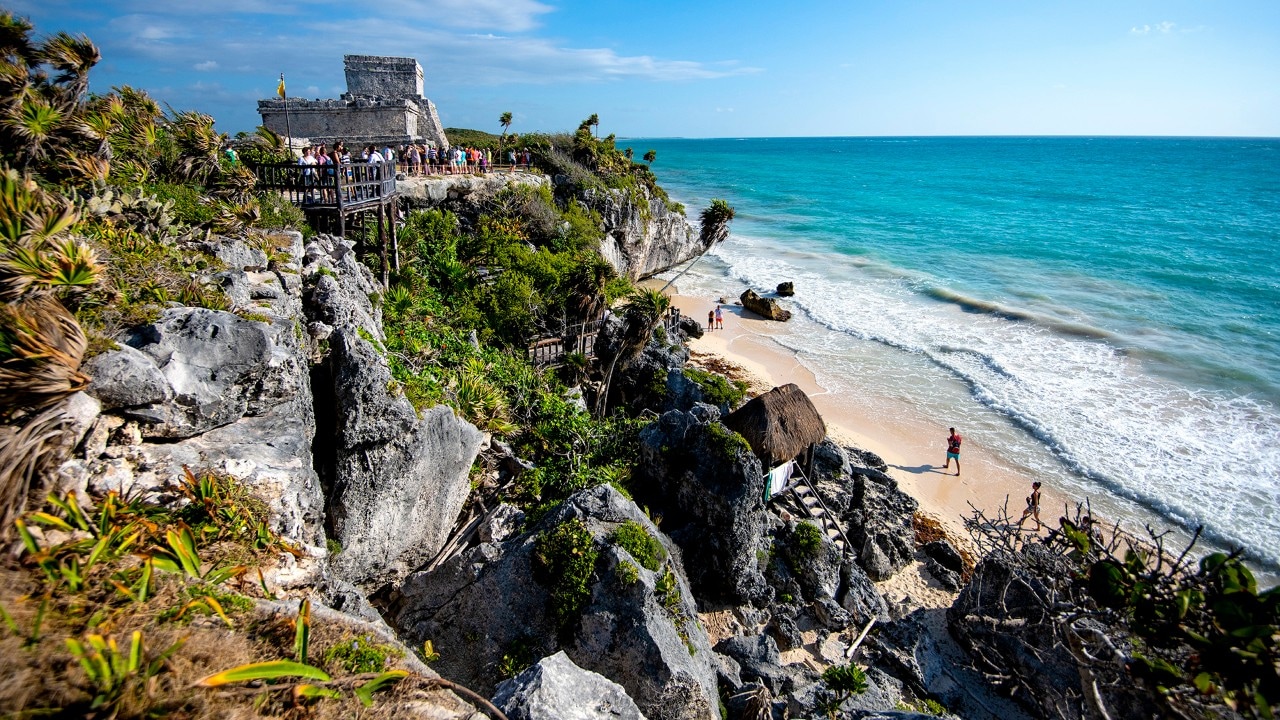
left=252, top=162, right=397, bottom=211
left=526, top=309, right=685, bottom=368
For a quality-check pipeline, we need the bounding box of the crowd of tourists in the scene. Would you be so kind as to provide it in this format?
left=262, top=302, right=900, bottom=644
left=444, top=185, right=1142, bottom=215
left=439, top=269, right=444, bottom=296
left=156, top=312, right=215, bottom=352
left=296, top=141, right=532, bottom=175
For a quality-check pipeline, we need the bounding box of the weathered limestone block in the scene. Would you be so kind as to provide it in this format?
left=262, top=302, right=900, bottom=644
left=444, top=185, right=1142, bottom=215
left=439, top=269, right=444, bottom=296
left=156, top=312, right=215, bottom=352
left=493, top=651, right=648, bottom=720
left=394, top=485, right=720, bottom=720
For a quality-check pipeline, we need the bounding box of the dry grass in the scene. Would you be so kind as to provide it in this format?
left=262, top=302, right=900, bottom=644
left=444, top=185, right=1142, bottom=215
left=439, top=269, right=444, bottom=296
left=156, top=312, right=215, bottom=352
left=0, top=477, right=484, bottom=719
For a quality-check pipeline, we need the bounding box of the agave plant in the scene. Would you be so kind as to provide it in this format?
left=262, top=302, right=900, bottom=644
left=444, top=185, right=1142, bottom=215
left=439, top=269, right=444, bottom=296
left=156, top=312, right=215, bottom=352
left=0, top=167, right=97, bottom=301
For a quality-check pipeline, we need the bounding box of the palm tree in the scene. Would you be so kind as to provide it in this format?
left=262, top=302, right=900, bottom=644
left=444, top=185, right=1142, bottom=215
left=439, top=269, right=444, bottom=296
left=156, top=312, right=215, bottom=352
left=699, top=198, right=736, bottom=246
left=499, top=111, right=513, bottom=149
left=595, top=287, right=671, bottom=417
left=624, top=147, right=634, bottom=161
left=587, top=113, right=599, bottom=138
left=659, top=199, right=735, bottom=293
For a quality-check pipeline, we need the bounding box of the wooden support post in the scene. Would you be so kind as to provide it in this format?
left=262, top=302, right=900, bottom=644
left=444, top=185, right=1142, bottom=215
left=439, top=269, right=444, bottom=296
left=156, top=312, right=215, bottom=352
left=377, top=204, right=389, bottom=288
left=390, top=201, right=401, bottom=273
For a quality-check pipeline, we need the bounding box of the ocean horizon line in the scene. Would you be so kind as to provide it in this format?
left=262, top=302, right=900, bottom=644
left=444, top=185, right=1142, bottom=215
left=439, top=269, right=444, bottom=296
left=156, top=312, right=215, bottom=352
left=615, top=133, right=1280, bottom=142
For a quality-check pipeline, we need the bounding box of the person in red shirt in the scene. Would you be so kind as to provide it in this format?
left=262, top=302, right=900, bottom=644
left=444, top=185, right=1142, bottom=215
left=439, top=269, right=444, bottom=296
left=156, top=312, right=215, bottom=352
left=944, top=427, right=962, bottom=476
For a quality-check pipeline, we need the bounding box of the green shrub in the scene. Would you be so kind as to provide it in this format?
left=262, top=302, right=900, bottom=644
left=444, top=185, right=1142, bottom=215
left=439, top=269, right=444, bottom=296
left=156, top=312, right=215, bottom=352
left=144, top=182, right=215, bottom=227
left=609, top=521, right=666, bottom=572
left=256, top=191, right=311, bottom=235
left=322, top=634, right=402, bottom=674
left=683, top=367, right=748, bottom=408
left=616, top=560, right=639, bottom=587
left=706, top=422, right=751, bottom=459
left=792, top=522, right=824, bottom=561
left=533, top=519, right=599, bottom=635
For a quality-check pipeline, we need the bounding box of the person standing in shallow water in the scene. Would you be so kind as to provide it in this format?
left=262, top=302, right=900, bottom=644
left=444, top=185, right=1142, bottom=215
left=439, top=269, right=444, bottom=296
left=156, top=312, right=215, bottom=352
left=944, top=427, right=962, bottom=476
left=1019, top=481, right=1043, bottom=531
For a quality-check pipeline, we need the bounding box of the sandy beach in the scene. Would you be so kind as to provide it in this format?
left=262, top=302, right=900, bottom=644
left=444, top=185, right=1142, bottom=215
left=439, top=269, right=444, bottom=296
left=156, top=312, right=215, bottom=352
left=669, top=293, right=1063, bottom=544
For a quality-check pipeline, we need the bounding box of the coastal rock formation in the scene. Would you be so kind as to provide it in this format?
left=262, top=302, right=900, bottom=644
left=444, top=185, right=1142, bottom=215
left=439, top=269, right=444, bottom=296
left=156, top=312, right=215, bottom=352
left=65, top=232, right=327, bottom=588
left=398, top=172, right=550, bottom=208
left=392, top=485, right=719, bottom=720
left=303, top=236, right=484, bottom=590
left=740, top=289, right=792, bottom=322
left=634, top=408, right=772, bottom=605
left=776, top=281, right=795, bottom=297
left=493, top=651, right=647, bottom=720
left=843, top=469, right=919, bottom=581
left=584, top=185, right=703, bottom=280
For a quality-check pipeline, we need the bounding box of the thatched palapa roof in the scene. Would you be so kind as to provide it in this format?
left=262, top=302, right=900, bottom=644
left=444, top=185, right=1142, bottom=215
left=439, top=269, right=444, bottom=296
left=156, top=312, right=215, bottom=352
left=722, top=383, right=827, bottom=468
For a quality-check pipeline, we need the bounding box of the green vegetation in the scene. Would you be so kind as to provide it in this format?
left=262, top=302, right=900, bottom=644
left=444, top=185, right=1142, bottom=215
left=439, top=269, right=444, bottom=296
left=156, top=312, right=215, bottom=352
left=610, top=520, right=666, bottom=571
left=817, top=663, right=869, bottom=718
left=616, top=560, right=640, bottom=586
left=683, top=367, right=749, bottom=408
left=706, top=422, right=752, bottom=458
left=792, top=522, right=825, bottom=561
left=533, top=519, right=600, bottom=635
left=497, top=636, right=537, bottom=678
left=322, top=634, right=404, bottom=674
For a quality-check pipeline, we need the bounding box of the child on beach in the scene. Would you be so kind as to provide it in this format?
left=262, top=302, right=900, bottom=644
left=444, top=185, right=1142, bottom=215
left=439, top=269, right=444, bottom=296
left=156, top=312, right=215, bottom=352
left=708, top=310, right=715, bottom=331
left=944, top=427, right=962, bottom=476
left=715, top=305, right=724, bottom=329
left=1019, top=481, right=1043, bottom=531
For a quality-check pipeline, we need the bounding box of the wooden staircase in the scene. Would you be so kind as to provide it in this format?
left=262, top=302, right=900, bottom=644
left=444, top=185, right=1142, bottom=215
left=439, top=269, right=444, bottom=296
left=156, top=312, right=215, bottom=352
left=782, top=467, right=853, bottom=555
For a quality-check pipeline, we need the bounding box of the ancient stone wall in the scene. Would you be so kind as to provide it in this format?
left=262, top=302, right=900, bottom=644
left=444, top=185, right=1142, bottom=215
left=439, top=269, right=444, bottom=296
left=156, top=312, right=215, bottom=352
left=343, top=55, right=423, bottom=98
left=257, top=54, right=449, bottom=149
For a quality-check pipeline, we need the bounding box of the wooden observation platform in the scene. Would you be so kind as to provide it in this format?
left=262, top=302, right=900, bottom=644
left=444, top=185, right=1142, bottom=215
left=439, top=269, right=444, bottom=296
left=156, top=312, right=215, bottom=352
left=252, top=162, right=399, bottom=285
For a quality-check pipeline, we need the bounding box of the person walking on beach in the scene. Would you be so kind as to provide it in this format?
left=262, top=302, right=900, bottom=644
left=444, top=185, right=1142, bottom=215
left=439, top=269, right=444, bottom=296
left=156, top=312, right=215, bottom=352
left=1019, top=481, right=1043, bottom=531
left=707, top=309, right=715, bottom=331
left=944, top=427, right=962, bottom=476
left=715, top=305, right=724, bottom=329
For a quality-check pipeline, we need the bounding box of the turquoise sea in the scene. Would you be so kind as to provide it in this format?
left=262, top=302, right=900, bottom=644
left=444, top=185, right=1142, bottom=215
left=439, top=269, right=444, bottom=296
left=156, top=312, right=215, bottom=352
left=633, top=136, right=1280, bottom=572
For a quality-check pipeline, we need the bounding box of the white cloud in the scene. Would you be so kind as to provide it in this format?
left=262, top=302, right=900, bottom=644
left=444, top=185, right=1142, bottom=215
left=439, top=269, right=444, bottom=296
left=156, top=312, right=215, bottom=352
left=1130, top=24, right=1150, bottom=35
left=1157, top=21, right=1176, bottom=33
left=194, top=60, right=218, bottom=71
left=1131, top=21, right=1177, bottom=36
left=716, top=107, right=734, bottom=113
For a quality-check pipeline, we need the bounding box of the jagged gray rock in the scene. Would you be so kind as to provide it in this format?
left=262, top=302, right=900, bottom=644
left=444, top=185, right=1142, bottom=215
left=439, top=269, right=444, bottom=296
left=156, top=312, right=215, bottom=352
left=840, top=560, right=891, bottom=625
left=82, top=345, right=170, bottom=410
left=634, top=408, right=771, bottom=605
left=780, top=520, right=843, bottom=602
left=121, top=308, right=277, bottom=439
left=739, top=289, right=792, bottom=322
left=922, top=539, right=964, bottom=576
left=776, top=281, right=794, bottom=297
left=843, top=471, right=918, bottom=581
left=586, top=185, right=702, bottom=280
left=714, top=635, right=786, bottom=695
left=325, top=330, right=484, bottom=589
left=493, top=651, right=647, bottom=720
left=393, top=485, right=719, bottom=720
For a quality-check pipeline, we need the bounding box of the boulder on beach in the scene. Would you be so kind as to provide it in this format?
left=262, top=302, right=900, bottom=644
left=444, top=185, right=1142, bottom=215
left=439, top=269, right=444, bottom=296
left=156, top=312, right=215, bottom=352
left=776, top=281, right=795, bottom=297
left=740, top=289, right=792, bottom=321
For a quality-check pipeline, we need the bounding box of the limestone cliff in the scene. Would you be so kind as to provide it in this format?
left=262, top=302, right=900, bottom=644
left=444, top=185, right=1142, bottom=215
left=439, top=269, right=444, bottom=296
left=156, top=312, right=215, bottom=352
left=397, top=173, right=705, bottom=281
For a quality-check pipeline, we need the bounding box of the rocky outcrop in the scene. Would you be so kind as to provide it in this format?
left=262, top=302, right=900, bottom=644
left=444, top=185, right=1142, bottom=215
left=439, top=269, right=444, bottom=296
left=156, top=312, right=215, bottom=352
left=66, top=232, right=327, bottom=588
left=584, top=185, right=702, bottom=280
left=493, top=651, right=647, bottom=720
left=634, top=408, right=771, bottom=606
left=392, top=485, right=719, bottom=720
left=843, top=470, right=919, bottom=581
left=398, top=172, right=550, bottom=208
left=740, top=289, right=792, bottom=322
left=302, top=236, right=484, bottom=590
left=776, top=281, right=794, bottom=297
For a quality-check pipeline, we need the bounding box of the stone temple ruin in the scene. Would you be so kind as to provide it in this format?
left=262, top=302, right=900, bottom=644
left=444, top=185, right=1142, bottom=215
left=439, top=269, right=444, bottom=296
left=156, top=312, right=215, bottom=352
left=257, top=55, right=449, bottom=150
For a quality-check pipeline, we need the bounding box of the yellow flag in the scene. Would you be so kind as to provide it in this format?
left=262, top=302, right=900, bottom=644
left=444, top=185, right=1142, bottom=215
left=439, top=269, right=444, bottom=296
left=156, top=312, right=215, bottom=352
left=277, top=75, right=286, bottom=98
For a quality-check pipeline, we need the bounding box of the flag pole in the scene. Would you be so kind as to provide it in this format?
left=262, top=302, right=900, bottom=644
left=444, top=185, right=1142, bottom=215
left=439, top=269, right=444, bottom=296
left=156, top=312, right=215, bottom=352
left=279, top=73, right=292, bottom=154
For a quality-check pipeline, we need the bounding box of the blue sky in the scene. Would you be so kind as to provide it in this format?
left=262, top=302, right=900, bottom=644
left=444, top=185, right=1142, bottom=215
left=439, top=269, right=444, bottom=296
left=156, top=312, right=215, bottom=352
left=13, top=0, right=1280, bottom=138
